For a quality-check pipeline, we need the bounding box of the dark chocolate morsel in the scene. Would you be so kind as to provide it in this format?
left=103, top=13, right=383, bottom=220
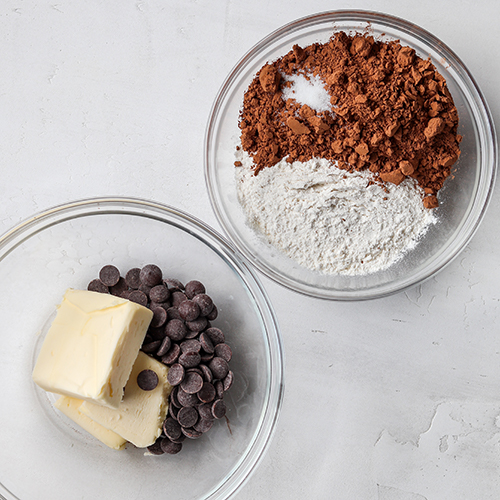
left=160, top=438, right=182, bottom=455
left=180, top=372, right=203, bottom=394
left=140, top=264, right=163, bottom=287
left=128, top=290, right=148, bottom=307
left=177, top=406, right=199, bottom=428
left=185, top=280, right=206, bottom=299
left=99, top=265, right=121, bottom=287
left=147, top=439, right=164, bottom=455
left=87, top=279, right=109, bottom=294
left=212, top=399, right=226, bottom=419
left=167, top=363, right=185, bottom=386
left=125, top=268, right=141, bottom=289
left=137, top=369, right=159, bottom=391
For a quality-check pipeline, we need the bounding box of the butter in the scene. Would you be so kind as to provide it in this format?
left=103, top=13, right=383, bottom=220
left=55, top=396, right=127, bottom=450
left=32, top=289, right=153, bottom=408
left=81, top=351, right=172, bottom=448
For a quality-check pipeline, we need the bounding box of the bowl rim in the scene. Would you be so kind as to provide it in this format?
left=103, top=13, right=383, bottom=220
left=0, top=196, right=285, bottom=500
left=204, top=9, right=497, bottom=301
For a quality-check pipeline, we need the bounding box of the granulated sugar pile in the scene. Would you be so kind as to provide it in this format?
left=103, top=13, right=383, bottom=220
left=236, top=151, right=436, bottom=275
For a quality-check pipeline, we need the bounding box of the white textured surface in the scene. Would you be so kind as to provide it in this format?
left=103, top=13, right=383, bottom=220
left=1, top=1, right=499, bottom=499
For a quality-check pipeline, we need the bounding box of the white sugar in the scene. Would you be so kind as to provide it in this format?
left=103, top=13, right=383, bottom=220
left=281, top=73, right=331, bottom=113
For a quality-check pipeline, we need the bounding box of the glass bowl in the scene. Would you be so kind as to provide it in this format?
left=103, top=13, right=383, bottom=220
left=204, top=10, right=497, bottom=300
left=0, top=197, right=284, bottom=500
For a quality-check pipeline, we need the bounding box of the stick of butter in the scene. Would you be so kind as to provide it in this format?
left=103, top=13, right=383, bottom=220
left=55, top=396, right=127, bottom=450
left=80, top=351, right=172, bottom=448
left=32, top=289, right=153, bottom=409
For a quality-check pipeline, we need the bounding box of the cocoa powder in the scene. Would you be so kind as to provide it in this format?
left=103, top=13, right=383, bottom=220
left=238, top=31, right=462, bottom=207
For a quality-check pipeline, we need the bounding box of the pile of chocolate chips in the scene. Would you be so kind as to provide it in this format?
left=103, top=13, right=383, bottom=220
left=88, top=264, right=233, bottom=455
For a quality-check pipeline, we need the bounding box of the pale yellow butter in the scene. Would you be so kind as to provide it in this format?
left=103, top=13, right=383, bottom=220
left=55, top=396, right=127, bottom=450
left=81, top=351, right=172, bottom=448
left=32, top=289, right=153, bottom=408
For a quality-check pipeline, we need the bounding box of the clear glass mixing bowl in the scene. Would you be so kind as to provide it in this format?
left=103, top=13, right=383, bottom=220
left=0, top=197, right=284, bottom=500
left=205, top=10, right=497, bottom=300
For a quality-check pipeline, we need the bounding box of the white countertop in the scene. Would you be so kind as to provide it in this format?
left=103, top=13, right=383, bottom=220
left=1, top=1, right=499, bottom=498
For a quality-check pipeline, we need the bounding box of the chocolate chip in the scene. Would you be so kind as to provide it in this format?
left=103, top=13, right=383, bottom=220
left=199, top=332, right=214, bottom=354
left=99, top=265, right=120, bottom=287
left=208, top=357, right=229, bottom=380
left=192, top=294, right=214, bottom=316
left=150, top=307, right=167, bottom=328
left=167, top=363, right=185, bottom=386
left=180, top=339, right=201, bottom=353
left=170, top=386, right=181, bottom=408
left=186, top=317, right=208, bottom=333
left=125, top=268, right=141, bottom=289
left=194, top=418, right=214, bottom=434
left=186, top=367, right=203, bottom=376
left=170, top=433, right=186, bottom=444
left=160, top=438, right=182, bottom=455
left=147, top=439, right=164, bottom=455
left=141, top=340, right=162, bottom=354
left=214, top=343, right=232, bottom=362
left=138, top=283, right=152, bottom=297
left=205, top=327, right=224, bottom=345
left=176, top=388, right=199, bottom=407
left=128, top=290, right=148, bottom=307
left=197, top=382, right=216, bottom=403
left=171, top=291, right=188, bottom=307
left=163, top=417, right=182, bottom=441
left=206, top=304, right=218, bottom=321
left=169, top=403, right=179, bottom=420
left=184, top=328, right=200, bottom=340
left=165, top=319, right=187, bottom=342
left=150, top=300, right=169, bottom=311
left=197, top=403, right=215, bottom=421
left=178, top=406, right=199, bottom=428
left=140, top=264, right=162, bottom=287
left=185, top=280, right=206, bottom=299
left=120, top=289, right=131, bottom=300
left=223, top=370, right=234, bottom=392
left=137, top=369, right=159, bottom=391
left=109, top=277, right=128, bottom=296
left=212, top=399, right=226, bottom=419
left=178, top=351, right=201, bottom=369
left=181, top=427, right=203, bottom=439
left=214, top=380, right=224, bottom=399
left=180, top=372, right=203, bottom=394
left=200, top=351, right=214, bottom=363
left=166, top=306, right=182, bottom=320
left=88, top=279, right=109, bottom=294
left=199, top=364, right=213, bottom=383
left=150, top=284, right=170, bottom=303
left=178, top=300, right=200, bottom=322
left=161, top=343, right=181, bottom=365
left=156, top=335, right=172, bottom=357
left=165, top=278, right=184, bottom=291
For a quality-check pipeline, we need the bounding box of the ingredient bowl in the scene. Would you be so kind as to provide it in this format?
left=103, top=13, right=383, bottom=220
left=204, top=10, right=497, bottom=300
left=0, top=197, right=284, bottom=500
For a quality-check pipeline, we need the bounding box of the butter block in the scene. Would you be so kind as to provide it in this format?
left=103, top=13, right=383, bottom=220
left=33, top=289, right=153, bottom=408
left=81, top=351, right=172, bottom=448
left=55, top=396, right=127, bottom=450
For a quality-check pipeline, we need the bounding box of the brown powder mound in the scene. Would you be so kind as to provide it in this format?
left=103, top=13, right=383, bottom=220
left=238, top=31, right=461, bottom=206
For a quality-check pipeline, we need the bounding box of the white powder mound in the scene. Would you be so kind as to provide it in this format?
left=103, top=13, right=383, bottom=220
left=235, top=152, right=436, bottom=276
left=281, top=73, right=331, bottom=113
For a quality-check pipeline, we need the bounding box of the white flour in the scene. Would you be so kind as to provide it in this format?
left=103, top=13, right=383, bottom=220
left=235, top=152, right=436, bottom=275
